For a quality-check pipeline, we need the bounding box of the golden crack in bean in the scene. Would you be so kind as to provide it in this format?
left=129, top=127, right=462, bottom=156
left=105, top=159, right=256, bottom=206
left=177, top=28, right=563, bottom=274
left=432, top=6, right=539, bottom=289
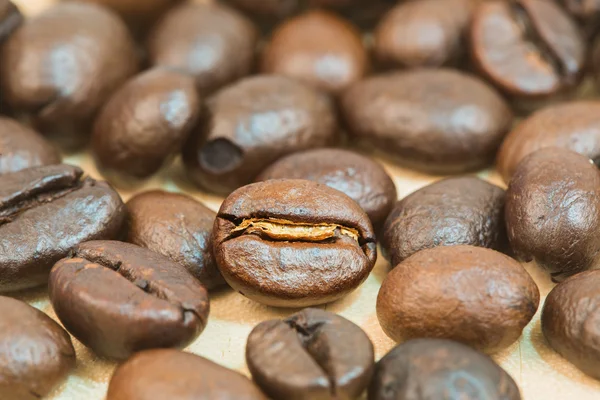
left=231, top=218, right=360, bottom=242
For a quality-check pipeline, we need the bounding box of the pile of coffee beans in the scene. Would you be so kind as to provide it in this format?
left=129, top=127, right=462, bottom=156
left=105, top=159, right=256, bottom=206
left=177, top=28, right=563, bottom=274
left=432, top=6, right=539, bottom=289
left=1, top=0, right=600, bottom=398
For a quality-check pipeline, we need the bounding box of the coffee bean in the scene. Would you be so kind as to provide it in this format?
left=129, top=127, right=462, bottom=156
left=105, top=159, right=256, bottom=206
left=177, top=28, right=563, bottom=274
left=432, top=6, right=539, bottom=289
left=257, top=148, right=396, bottom=229
left=497, top=101, right=600, bottom=184
left=374, top=0, right=476, bottom=69
left=382, top=176, right=508, bottom=266
left=0, top=3, right=139, bottom=150
left=247, top=308, right=373, bottom=399
left=0, top=0, right=21, bottom=43
left=369, top=338, right=521, bottom=400
left=0, top=296, right=75, bottom=400
left=184, top=76, right=338, bottom=194
left=147, top=2, right=258, bottom=95
left=49, top=240, right=210, bottom=360
left=126, top=190, right=224, bottom=290
left=213, top=179, right=377, bottom=307
left=377, top=245, right=539, bottom=353
left=470, top=0, right=585, bottom=108
left=261, top=10, right=368, bottom=94
left=107, top=349, right=267, bottom=400
left=0, top=117, right=60, bottom=175
left=558, top=0, right=600, bottom=38
left=542, top=269, right=600, bottom=380
left=0, top=164, right=125, bottom=292
left=342, top=69, right=512, bottom=173
left=505, top=148, right=600, bottom=281
left=92, top=68, right=201, bottom=180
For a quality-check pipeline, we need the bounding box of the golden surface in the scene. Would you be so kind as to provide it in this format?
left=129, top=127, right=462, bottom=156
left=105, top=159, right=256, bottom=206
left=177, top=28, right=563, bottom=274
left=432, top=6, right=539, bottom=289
left=232, top=218, right=361, bottom=242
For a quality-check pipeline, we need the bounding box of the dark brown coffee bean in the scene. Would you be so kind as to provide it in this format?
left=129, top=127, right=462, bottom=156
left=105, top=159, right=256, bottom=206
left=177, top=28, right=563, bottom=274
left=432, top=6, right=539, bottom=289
left=92, top=68, right=201, bottom=180
left=0, top=0, right=21, bottom=44
left=184, top=76, right=338, bottom=194
left=0, top=3, right=139, bottom=150
left=470, top=0, right=585, bottom=107
left=374, top=0, right=476, bottom=69
left=147, top=2, right=258, bottom=95
left=505, top=148, right=600, bottom=281
left=0, top=296, right=75, bottom=400
left=257, top=148, right=396, bottom=229
left=542, top=269, right=600, bottom=380
left=223, top=0, right=300, bottom=22
left=341, top=69, right=512, bottom=173
left=383, top=176, right=508, bottom=266
left=0, top=117, right=61, bottom=174
left=107, top=349, right=267, bottom=400
left=261, top=11, right=368, bottom=94
left=369, top=338, right=522, bottom=400
left=377, top=245, right=540, bottom=353
left=0, top=164, right=125, bottom=292
left=246, top=308, right=374, bottom=400
left=49, top=240, right=210, bottom=360
left=126, top=190, right=224, bottom=290
left=497, top=101, right=600, bottom=184
left=213, top=179, right=377, bottom=307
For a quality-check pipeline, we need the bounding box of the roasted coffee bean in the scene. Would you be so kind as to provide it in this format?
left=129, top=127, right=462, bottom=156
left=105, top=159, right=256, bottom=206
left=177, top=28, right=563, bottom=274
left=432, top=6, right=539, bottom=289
left=257, top=148, right=396, bottom=229
left=246, top=308, right=374, bottom=400
left=341, top=69, right=512, bottom=173
left=126, top=190, right=224, bottom=290
left=542, top=269, right=600, bottom=380
left=49, top=240, right=210, bottom=360
left=505, top=148, right=600, bottom=281
left=374, top=0, right=476, bottom=69
left=92, top=68, right=201, bottom=180
left=147, top=2, right=258, bottom=95
left=184, top=76, right=338, bottom=194
left=0, top=0, right=21, bottom=43
left=470, top=0, right=585, bottom=108
left=0, top=296, right=75, bottom=400
left=213, top=179, right=377, bottom=307
left=261, top=11, right=368, bottom=94
left=0, top=164, right=125, bottom=292
left=0, top=3, right=138, bottom=150
left=369, top=338, right=522, bottom=400
left=377, top=245, right=539, bottom=353
left=497, top=101, right=600, bottom=184
left=558, top=0, right=600, bottom=38
left=107, top=349, right=267, bottom=400
left=382, top=176, right=508, bottom=266
left=0, top=117, right=60, bottom=174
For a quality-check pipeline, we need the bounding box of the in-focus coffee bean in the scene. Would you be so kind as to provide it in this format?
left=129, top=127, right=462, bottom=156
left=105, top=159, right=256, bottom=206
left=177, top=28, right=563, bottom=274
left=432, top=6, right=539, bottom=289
left=377, top=245, right=539, bottom=353
left=49, top=240, right=210, bottom=360
left=213, top=179, right=376, bottom=307
left=0, top=0, right=21, bottom=43
left=246, top=308, right=374, bottom=400
left=0, top=164, right=125, bottom=292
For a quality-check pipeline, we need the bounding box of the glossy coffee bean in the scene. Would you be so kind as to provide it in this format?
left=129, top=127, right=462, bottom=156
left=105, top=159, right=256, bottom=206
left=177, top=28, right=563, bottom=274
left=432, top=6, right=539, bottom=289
left=184, top=76, right=338, bottom=194
left=147, top=2, right=258, bottom=94
left=382, top=176, right=508, bottom=266
left=341, top=69, right=512, bottom=173
left=0, top=3, right=138, bottom=150
left=497, top=101, right=600, bottom=184
left=377, top=245, right=539, bottom=353
left=92, top=68, right=201, bottom=180
left=213, top=179, right=377, bottom=307
left=261, top=11, right=368, bottom=94
left=505, top=148, right=600, bottom=281
left=0, top=164, right=125, bottom=292
left=369, top=339, right=521, bottom=400
left=470, top=0, right=585, bottom=107
left=49, top=241, right=210, bottom=360
left=542, top=270, right=600, bottom=380
left=257, top=148, right=396, bottom=229
left=246, top=308, right=374, bottom=400
left=0, top=0, right=21, bottom=43
left=107, top=349, right=267, bottom=400
left=126, top=190, right=224, bottom=290
left=374, top=0, right=476, bottom=69
left=0, top=117, right=60, bottom=174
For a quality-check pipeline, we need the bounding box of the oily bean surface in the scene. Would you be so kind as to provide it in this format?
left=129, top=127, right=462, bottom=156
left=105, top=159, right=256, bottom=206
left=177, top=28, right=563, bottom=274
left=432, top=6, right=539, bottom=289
left=377, top=245, right=540, bottom=353
left=49, top=241, right=210, bottom=360
left=0, top=0, right=21, bottom=43
left=505, top=148, right=600, bottom=281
